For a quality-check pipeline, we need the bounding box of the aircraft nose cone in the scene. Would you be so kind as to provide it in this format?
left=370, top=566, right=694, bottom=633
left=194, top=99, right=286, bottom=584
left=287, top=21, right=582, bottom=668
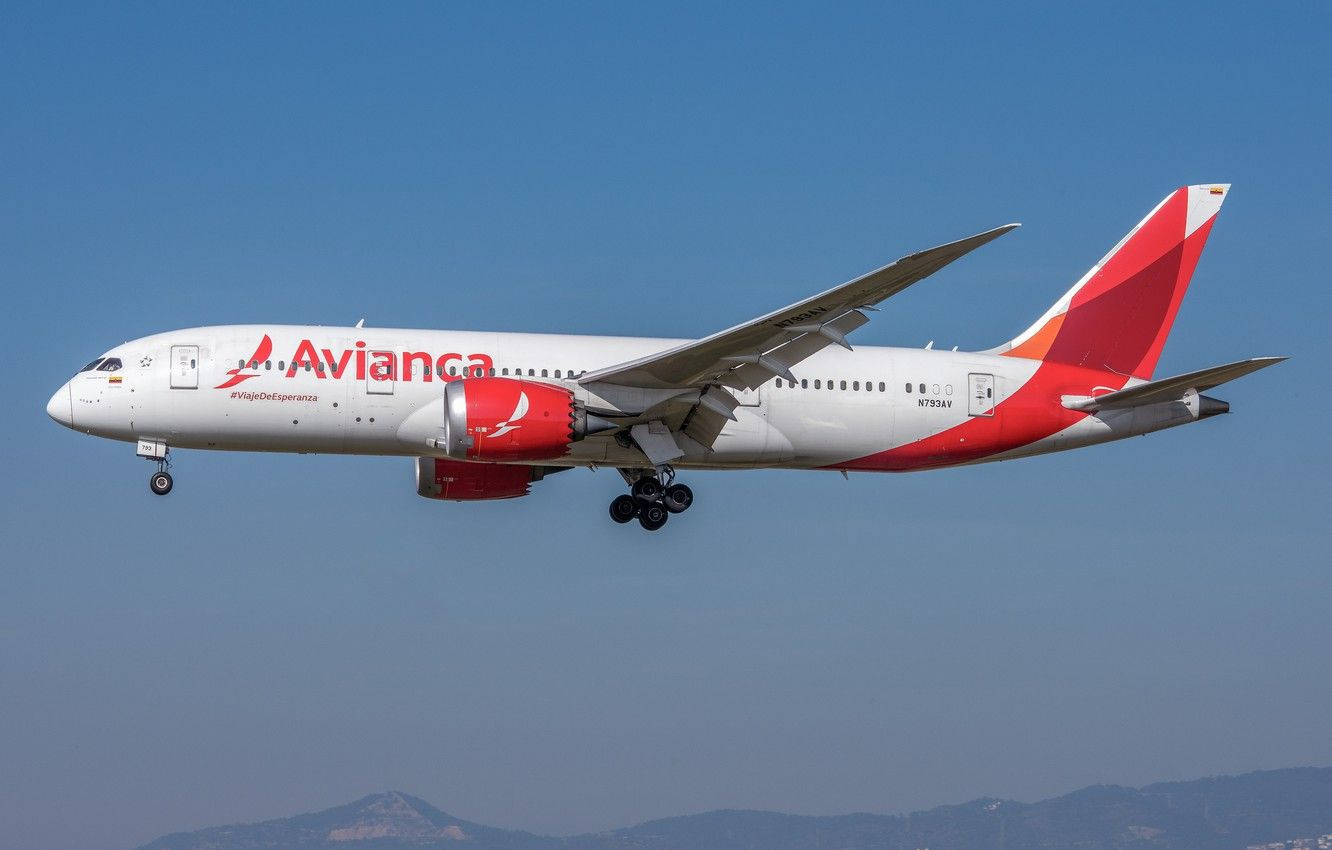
left=46, top=384, right=73, bottom=426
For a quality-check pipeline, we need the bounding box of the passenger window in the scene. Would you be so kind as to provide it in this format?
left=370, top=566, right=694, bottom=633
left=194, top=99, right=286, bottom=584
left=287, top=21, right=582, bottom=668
left=502, top=368, right=509, bottom=376
left=541, top=369, right=548, bottom=377
left=79, top=358, right=105, bottom=373
left=238, top=359, right=245, bottom=369
left=814, top=379, right=821, bottom=389
left=919, top=383, right=926, bottom=394
left=905, top=383, right=912, bottom=393
left=278, top=361, right=285, bottom=371
left=265, top=360, right=271, bottom=370
left=878, top=382, right=885, bottom=392
left=801, top=379, right=808, bottom=389
left=987, top=387, right=993, bottom=398
left=839, top=380, right=846, bottom=390
left=554, top=369, right=562, bottom=378
left=489, top=368, right=496, bottom=377
left=775, top=378, right=783, bottom=388
left=97, top=358, right=122, bottom=372
left=853, top=381, right=859, bottom=391
left=448, top=366, right=456, bottom=376
left=190, top=359, right=196, bottom=368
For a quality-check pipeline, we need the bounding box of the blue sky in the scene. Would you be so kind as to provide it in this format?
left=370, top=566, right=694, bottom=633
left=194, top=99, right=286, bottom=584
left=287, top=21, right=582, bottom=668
left=3, top=4, right=1330, bottom=849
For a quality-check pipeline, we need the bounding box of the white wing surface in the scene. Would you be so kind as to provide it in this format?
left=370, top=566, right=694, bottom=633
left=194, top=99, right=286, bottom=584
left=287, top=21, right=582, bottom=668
left=579, top=224, right=1019, bottom=392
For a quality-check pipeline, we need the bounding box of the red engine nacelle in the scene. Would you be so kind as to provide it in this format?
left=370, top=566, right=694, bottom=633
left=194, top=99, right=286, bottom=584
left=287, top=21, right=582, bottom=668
left=440, top=378, right=614, bottom=461
left=415, top=457, right=543, bottom=501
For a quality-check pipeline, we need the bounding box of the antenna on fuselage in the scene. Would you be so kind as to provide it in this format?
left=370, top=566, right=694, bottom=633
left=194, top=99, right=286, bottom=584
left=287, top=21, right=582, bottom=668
left=924, top=340, right=934, bottom=350
left=355, top=318, right=366, bottom=328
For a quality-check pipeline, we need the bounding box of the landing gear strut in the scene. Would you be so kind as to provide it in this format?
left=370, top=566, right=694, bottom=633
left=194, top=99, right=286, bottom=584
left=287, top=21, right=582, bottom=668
left=608, top=466, right=694, bottom=531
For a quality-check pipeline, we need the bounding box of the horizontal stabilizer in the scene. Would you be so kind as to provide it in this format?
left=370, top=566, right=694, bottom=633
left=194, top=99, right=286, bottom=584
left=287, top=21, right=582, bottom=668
left=1064, top=357, right=1286, bottom=411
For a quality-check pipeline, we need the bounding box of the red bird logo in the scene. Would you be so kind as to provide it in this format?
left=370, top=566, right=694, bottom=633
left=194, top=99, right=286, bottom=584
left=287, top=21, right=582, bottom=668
left=214, top=335, right=273, bottom=389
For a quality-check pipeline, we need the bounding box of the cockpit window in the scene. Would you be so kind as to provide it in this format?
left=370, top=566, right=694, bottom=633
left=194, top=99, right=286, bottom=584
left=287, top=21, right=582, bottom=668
left=96, top=358, right=123, bottom=372
left=78, top=358, right=105, bottom=373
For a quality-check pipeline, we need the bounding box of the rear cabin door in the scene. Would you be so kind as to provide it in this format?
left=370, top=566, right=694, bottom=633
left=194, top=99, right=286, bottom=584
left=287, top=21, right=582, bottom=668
left=968, top=373, right=995, bottom=416
left=170, top=345, right=199, bottom=389
left=365, top=350, right=396, bottom=395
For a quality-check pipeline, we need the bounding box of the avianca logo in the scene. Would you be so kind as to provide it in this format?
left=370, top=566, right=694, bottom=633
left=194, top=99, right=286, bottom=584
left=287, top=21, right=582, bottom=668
left=215, top=336, right=496, bottom=390
left=486, top=392, right=528, bottom=439
left=215, top=335, right=273, bottom=389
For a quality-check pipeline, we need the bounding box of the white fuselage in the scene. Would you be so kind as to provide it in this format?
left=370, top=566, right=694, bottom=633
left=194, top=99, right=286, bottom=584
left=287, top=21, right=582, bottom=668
left=47, top=324, right=1204, bottom=473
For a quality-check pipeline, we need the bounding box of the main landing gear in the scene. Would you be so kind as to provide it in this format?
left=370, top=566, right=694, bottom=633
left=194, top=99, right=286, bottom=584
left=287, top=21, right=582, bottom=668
left=608, top=467, right=694, bottom=532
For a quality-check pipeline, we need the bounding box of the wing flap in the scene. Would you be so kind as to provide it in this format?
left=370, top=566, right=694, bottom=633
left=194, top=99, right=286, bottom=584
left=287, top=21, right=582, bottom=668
left=719, top=309, right=871, bottom=391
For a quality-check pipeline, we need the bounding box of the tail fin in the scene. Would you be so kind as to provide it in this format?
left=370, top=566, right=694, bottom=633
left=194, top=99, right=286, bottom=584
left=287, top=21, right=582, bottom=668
left=991, top=184, right=1230, bottom=380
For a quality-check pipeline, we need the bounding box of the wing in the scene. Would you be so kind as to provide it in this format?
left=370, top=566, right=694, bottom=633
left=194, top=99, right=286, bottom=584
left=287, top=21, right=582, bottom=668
left=579, top=224, right=1020, bottom=391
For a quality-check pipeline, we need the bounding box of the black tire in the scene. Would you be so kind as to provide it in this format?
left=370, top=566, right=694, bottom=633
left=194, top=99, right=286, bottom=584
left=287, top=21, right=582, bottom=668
left=150, top=471, right=173, bottom=495
left=609, top=494, right=639, bottom=524
left=631, top=476, right=662, bottom=503
left=663, top=483, right=693, bottom=513
left=638, top=501, right=668, bottom=531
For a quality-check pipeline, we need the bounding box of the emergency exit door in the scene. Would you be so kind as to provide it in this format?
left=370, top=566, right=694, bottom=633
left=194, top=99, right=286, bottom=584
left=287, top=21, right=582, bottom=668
left=968, top=373, right=995, bottom=416
left=170, top=345, right=199, bottom=389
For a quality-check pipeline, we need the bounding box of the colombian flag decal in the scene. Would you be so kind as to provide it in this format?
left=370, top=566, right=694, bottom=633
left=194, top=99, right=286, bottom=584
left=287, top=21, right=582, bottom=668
left=1210, top=186, right=1225, bottom=195
left=108, top=375, right=123, bottom=384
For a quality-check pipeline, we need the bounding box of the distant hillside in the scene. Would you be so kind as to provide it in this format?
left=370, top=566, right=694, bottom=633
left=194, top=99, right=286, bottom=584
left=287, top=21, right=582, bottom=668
left=139, top=767, right=1332, bottom=850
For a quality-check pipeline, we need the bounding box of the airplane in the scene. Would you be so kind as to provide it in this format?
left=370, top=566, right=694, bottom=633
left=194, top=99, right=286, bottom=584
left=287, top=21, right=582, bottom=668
left=46, top=184, right=1284, bottom=531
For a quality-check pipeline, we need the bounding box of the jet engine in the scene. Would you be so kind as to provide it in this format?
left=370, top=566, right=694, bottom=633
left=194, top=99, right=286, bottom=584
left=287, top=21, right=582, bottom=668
left=440, top=377, right=616, bottom=461
left=416, top=457, right=544, bottom=500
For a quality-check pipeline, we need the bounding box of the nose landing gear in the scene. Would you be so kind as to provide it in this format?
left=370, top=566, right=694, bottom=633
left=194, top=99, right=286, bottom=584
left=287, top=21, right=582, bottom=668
left=149, top=469, right=173, bottom=495
left=609, top=467, right=693, bottom=532
left=138, top=440, right=173, bottom=496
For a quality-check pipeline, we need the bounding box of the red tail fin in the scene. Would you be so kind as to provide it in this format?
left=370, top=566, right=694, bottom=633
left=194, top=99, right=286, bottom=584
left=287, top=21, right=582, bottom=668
left=994, top=185, right=1229, bottom=380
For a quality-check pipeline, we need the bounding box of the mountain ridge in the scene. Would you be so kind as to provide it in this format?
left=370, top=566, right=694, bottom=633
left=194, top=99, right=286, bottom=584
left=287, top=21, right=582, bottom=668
left=138, top=766, right=1332, bottom=850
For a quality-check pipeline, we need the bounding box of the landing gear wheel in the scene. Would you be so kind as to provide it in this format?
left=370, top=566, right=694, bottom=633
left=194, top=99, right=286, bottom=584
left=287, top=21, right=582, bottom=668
left=638, top=501, right=668, bottom=531
left=663, top=483, right=693, bottom=513
left=631, top=476, right=663, bottom=503
left=149, top=471, right=173, bottom=495
left=609, top=494, right=639, bottom=524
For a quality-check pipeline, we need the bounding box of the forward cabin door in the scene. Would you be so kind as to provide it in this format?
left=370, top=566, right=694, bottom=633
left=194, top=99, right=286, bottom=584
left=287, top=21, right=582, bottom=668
left=170, top=345, right=199, bottom=389
left=365, top=350, right=395, bottom=395
left=968, top=373, right=995, bottom=416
